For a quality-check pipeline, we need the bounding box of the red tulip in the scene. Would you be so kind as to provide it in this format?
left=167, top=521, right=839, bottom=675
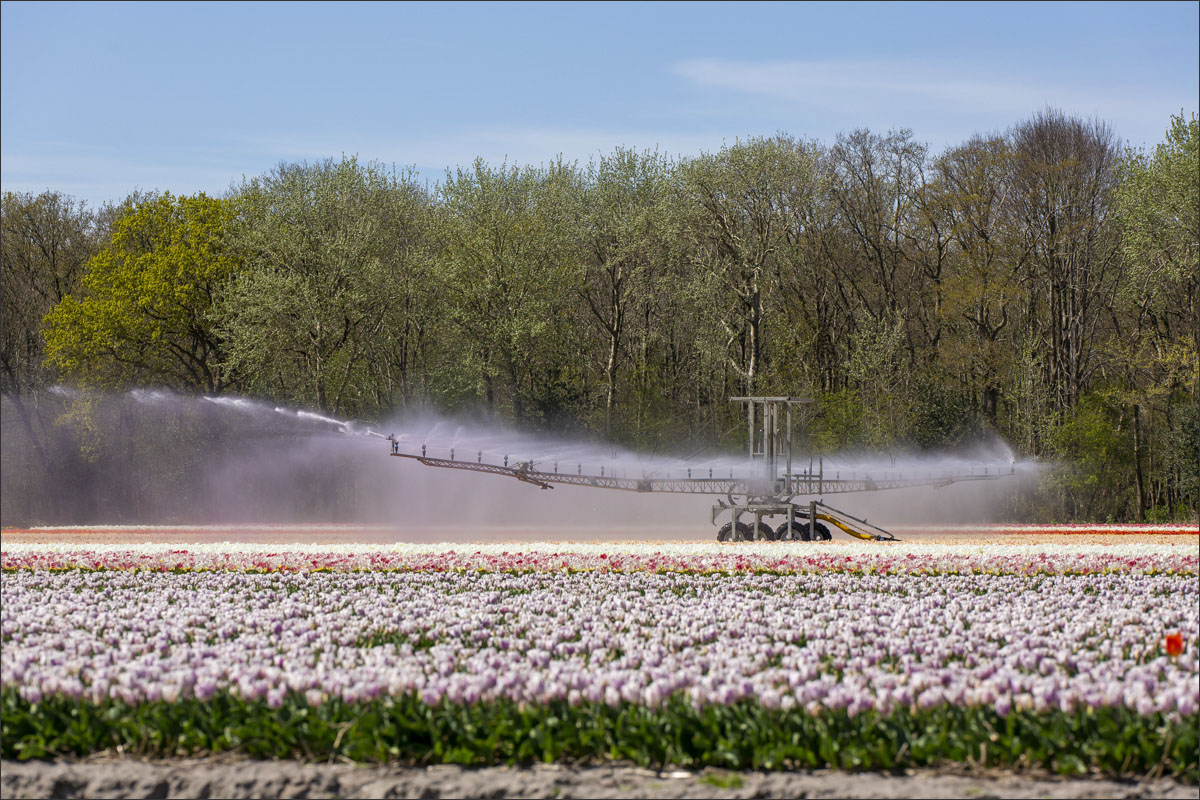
left=1165, top=632, right=1184, bottom=657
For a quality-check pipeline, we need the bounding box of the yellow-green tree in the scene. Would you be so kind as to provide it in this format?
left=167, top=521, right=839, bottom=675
left=43, top=192, right=239, bottom=393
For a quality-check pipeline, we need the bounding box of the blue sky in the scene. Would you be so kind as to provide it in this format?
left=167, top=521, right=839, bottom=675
left=3, top=0, right=1197, bottom=208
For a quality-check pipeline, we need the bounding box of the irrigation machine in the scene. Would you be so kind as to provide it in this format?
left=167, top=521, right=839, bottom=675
left=388, top=396, right=1014, bottom=542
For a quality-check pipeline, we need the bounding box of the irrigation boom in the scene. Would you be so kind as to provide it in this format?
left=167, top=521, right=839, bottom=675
left=389, top=450, right=1007, bottom=497
left=388, top=396, right=1015, bottom=542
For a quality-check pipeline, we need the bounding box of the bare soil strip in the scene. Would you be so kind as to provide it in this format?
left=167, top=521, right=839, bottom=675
left=2, top=759, right=1196, bottom=800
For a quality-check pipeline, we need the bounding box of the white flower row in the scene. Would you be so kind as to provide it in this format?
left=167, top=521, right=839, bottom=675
left=3, top=569, right=1196, bottom=717
left=15, top=522, right=1195, bottom=533
left=15, top=524, right=398, bottom=531
left=3, top=539, right=1194, bottom=558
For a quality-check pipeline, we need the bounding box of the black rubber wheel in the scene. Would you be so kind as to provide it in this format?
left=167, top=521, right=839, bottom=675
left=753, top=521, right=775, bottom=541
left=717, top=521, right=753, bottom=542
left=813, top=522, right=832, bottom=541
left=775, top=520, right=811, bottom=541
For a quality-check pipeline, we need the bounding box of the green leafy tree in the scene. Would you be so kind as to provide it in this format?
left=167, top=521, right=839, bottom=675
left=1, top=191, right=95, bottom=394
left=575, top=148, right=673, bottom=435
left=845, top=311, right=911, bottom=452
left=811, top=389, right=866, bottom=452
left=436, top=158, right=582, bottom=424
left=1114, top=113, right=1198, bottom=338
left=1048, top=392, right=1135, bottom=520
left=43, top=192, right=237, bottom=393
left=217, top=157, right=432, bottom=416
left=1107, top=112, right=1199, bottom=518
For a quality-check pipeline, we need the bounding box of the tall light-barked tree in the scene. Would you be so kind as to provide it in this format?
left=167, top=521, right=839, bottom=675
left=1009, top=109, right=1123, bottom=414
left=823, top=130, right=924, bottom=317
left=933, top=134, right=1031, bottom=427
left=677, top=135, right=821, bottom=397
left=217, top=157, right=432, bottom=417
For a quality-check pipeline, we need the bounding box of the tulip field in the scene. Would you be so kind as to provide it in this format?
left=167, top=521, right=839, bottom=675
left=2, top=536, right=1198, bottom=781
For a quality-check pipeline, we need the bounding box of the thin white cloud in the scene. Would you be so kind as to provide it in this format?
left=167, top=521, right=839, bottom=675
left=672, top=57, right=1186, bottom=136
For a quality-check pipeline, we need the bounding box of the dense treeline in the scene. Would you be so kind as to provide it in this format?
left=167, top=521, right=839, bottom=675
left=2, top=110, right=1197, bottom=523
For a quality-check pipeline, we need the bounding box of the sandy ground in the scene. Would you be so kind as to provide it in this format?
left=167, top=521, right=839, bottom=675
left=2, top=758, right=1196, bottom=799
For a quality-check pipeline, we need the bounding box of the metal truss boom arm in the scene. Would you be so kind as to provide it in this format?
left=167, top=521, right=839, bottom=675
left=389, top=451, right=1010, bottom=495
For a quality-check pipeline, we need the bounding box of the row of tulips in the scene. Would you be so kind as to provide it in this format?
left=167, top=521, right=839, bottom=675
left=8, top=569, right=1194, bottom=711
left=2, top=540, right=1197, bottom=575
left=900, top=524, right=1197, bottom=534
left=2, top=562, right=1197, bottom=777
left=6, top=523, right=1196, bottom=533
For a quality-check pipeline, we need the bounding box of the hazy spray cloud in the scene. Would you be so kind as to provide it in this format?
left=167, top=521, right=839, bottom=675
left=1, top=390, right=1039, bottom=538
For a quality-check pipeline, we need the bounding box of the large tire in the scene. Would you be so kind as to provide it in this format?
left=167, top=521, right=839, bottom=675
left=813, top=522, right=832, bottom=541
left=717, top=521, right=753, bottom=542
left=752, top=521, right=775, bottom=541
left=775, top=520, right=811, bottom=541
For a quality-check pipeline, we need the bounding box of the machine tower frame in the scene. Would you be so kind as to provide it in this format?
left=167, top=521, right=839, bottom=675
left=714, top=396, right=892, bottom=541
